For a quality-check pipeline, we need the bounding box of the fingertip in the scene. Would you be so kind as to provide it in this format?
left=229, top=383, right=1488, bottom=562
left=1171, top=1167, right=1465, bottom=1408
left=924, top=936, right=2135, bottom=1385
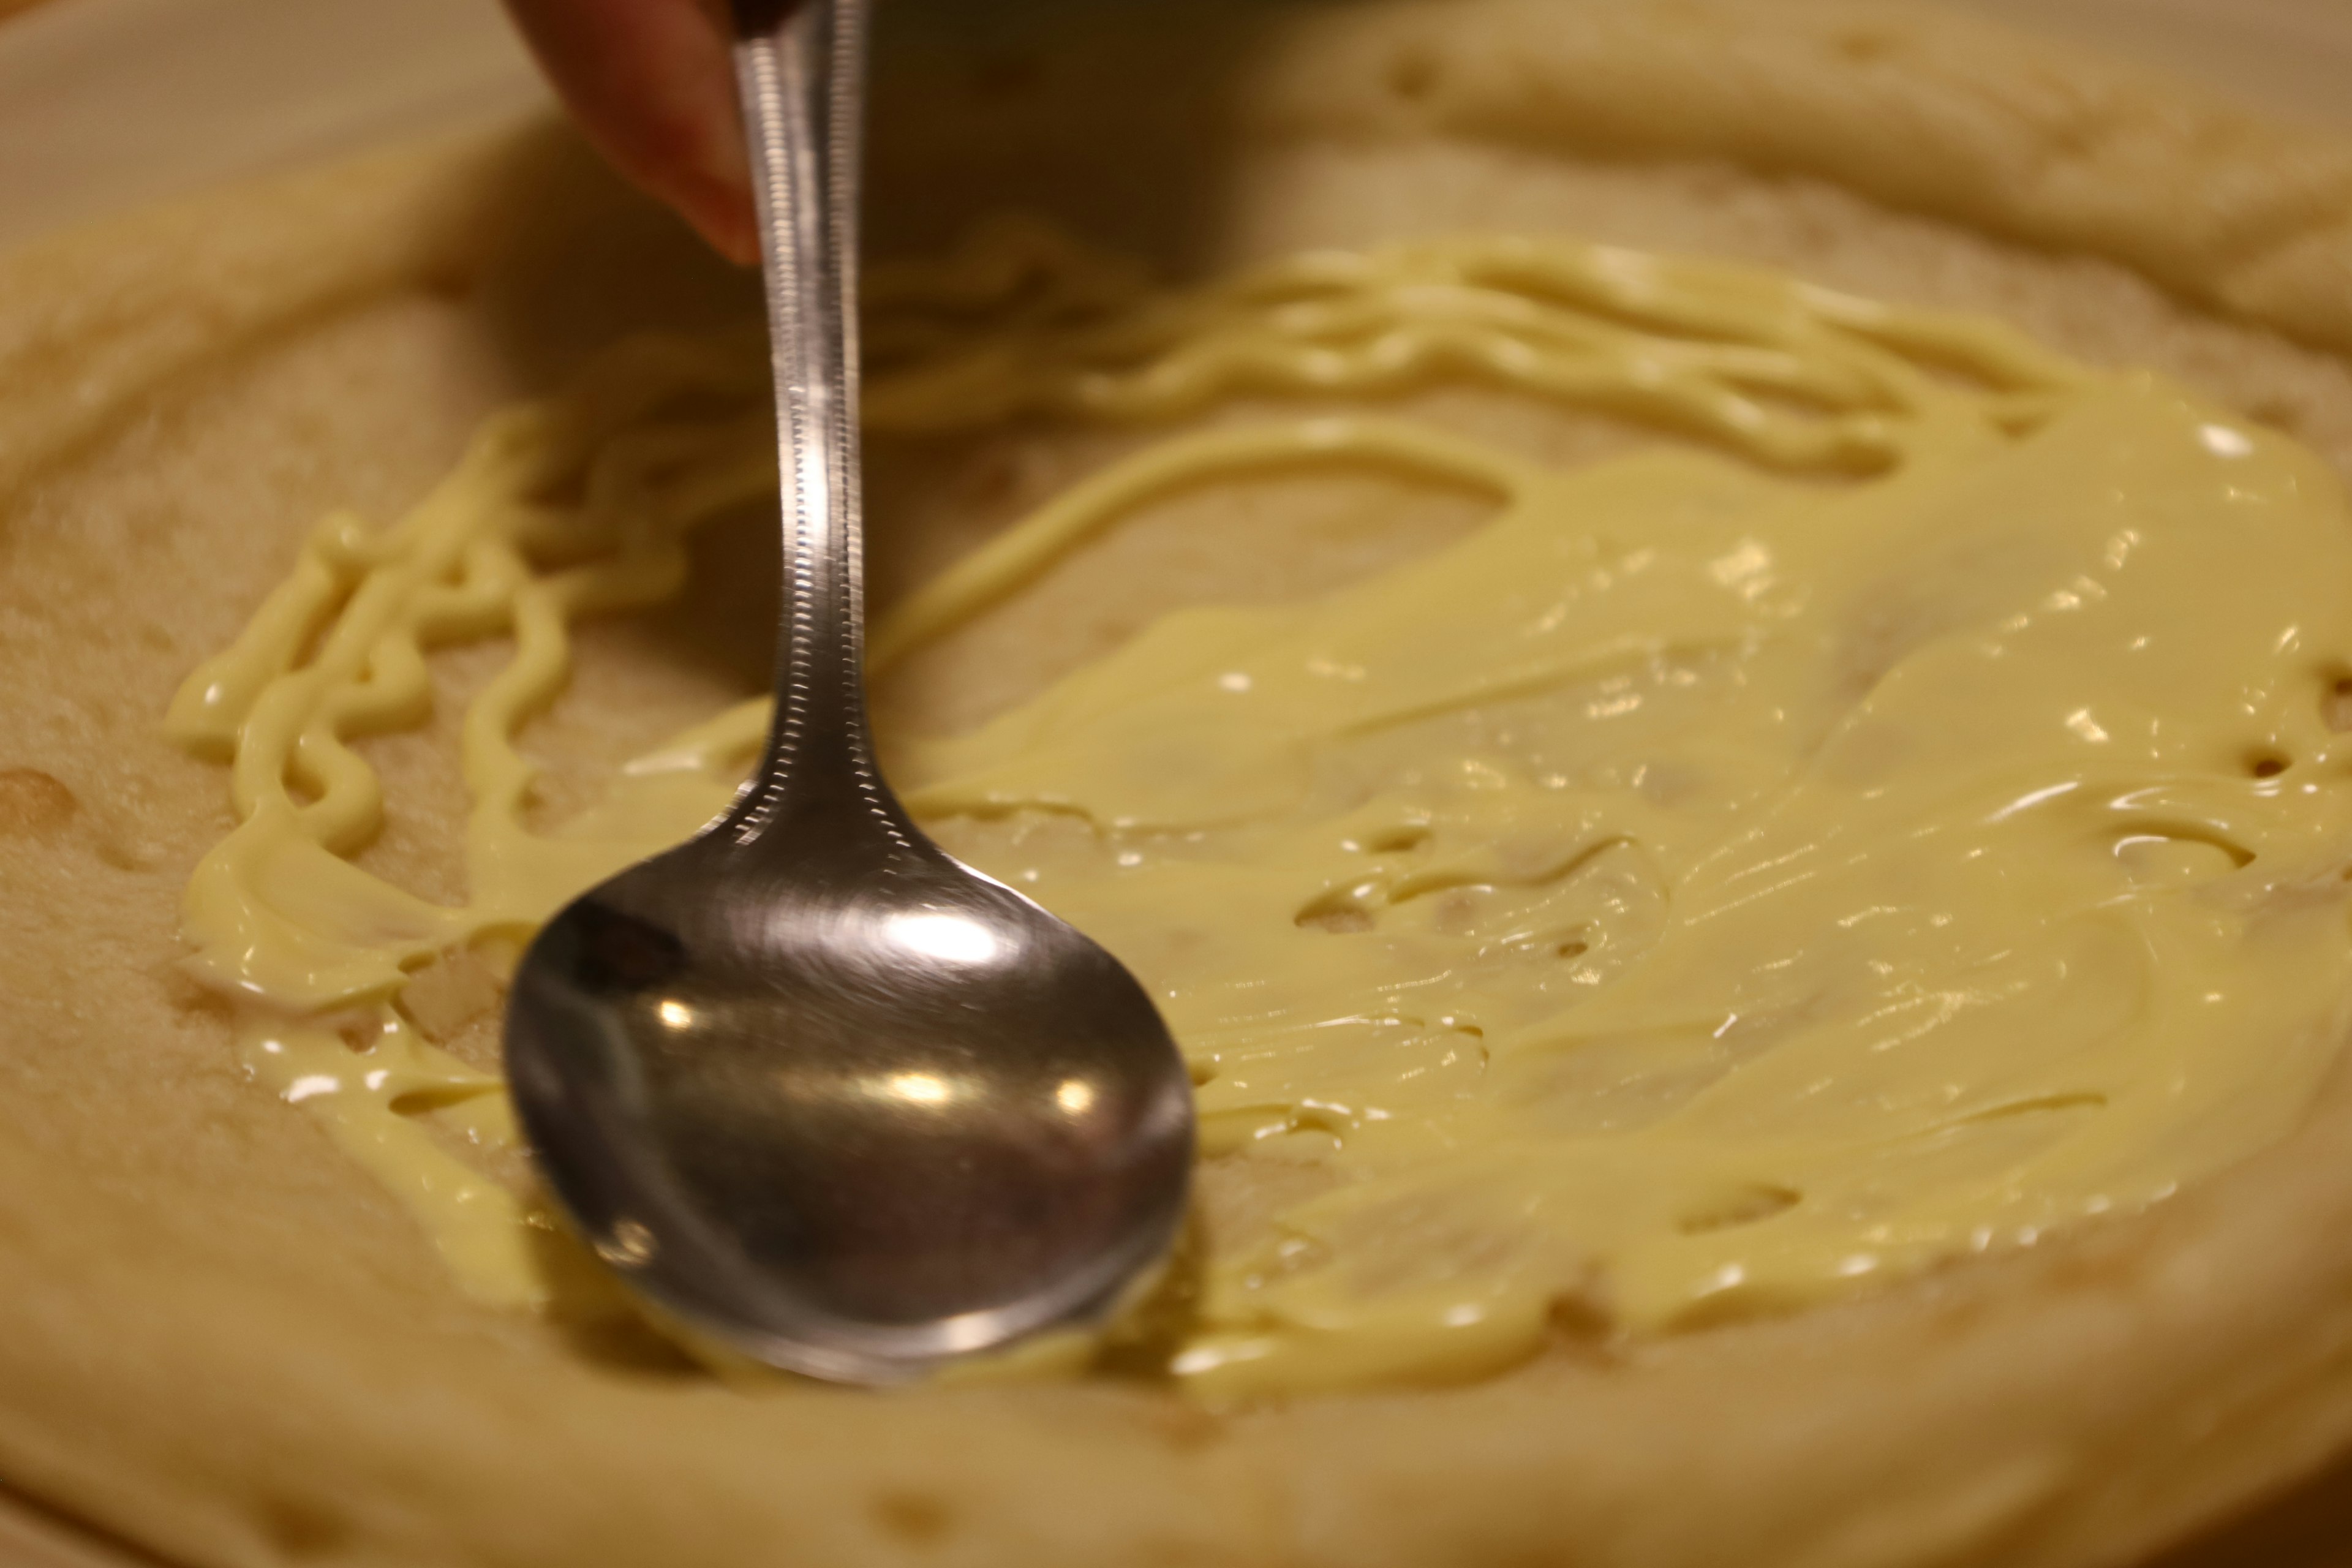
left=674, top=179, right=763, bottom=267
left=706, top=213, right=764, bottom=269
left=503, top=0, right=758, bottom=266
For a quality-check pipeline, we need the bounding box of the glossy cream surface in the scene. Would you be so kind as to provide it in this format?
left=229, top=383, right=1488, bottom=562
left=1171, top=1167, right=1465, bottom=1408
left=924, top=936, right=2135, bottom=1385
left=169, top=225, right=2352, bottom=1396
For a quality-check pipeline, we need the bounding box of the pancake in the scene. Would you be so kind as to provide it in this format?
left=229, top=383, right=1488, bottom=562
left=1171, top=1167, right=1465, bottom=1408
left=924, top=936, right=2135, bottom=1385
left=10, top=0, right=2352, bottom=1562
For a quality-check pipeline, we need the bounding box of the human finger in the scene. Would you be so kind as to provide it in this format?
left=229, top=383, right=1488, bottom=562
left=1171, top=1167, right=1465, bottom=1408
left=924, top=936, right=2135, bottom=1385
left=502, top=0, right=759, bottom=263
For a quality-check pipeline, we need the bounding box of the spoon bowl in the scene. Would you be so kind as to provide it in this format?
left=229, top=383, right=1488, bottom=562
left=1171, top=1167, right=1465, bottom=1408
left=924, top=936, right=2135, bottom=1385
left=503, top=0, right=1193, bottom=1383
left=507, top=816, right=1193, bottom=1381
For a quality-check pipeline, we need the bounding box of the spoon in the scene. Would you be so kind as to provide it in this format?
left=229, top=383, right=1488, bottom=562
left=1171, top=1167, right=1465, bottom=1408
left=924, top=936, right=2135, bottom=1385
left=502, top=0, right=1194, bottom=1384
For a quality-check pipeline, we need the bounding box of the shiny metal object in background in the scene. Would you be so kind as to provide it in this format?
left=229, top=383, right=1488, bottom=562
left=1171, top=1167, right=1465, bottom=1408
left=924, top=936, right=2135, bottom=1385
left=502, top=0, right=1194, bottom=1385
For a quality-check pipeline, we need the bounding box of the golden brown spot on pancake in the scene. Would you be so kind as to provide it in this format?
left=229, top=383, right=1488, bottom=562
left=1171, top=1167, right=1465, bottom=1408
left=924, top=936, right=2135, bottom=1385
left=1833, top=26, right=1899, bottom=64
left=1385, top=46, right=1442, bottom=104
left=0, top=767, right=76, bottom=839
left=257, top=1494, right=352, bottom=1560
left=872, top=1491, right=954, bottom=1546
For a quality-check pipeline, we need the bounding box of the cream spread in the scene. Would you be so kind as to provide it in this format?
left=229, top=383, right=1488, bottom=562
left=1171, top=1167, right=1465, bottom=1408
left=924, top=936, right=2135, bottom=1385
left=169, top=223, right=2352, bottom=1398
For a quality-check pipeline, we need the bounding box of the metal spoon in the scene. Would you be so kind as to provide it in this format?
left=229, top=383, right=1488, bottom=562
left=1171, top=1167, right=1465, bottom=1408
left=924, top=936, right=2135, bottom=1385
left=502, top=0, right=1194, bottom=1384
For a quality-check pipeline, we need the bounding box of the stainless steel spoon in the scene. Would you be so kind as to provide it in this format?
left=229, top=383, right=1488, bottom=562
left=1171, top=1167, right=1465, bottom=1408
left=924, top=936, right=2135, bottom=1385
left=502, top=0, right=1194, bottom=1384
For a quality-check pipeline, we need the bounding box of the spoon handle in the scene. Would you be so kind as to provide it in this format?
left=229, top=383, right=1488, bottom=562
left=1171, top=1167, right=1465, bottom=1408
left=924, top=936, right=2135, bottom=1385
left=727, top=0, right=890, bottom=847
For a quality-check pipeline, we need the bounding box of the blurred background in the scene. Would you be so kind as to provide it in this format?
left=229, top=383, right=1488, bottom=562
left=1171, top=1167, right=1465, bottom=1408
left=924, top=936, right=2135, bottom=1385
left=1, top=0, right=2350, bottom=255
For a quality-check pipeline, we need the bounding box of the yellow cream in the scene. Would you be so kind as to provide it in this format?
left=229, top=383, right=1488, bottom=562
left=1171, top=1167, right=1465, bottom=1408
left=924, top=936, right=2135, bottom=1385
left=169, top=221, right=2352, bottom=1398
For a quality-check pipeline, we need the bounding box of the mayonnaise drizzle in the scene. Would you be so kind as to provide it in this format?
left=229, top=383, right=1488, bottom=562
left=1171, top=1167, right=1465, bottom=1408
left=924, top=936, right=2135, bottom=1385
left=170, top=221, right=2352, bottom=1396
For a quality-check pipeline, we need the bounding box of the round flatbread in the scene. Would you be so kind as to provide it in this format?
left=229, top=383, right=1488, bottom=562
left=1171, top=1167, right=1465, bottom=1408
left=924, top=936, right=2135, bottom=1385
left=9, top=1, right=2352, bottom=1563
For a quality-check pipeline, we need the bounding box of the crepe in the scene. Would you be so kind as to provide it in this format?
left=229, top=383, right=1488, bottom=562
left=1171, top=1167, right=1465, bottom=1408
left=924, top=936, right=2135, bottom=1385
left=10, top=0, right=2352, bottom=1562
